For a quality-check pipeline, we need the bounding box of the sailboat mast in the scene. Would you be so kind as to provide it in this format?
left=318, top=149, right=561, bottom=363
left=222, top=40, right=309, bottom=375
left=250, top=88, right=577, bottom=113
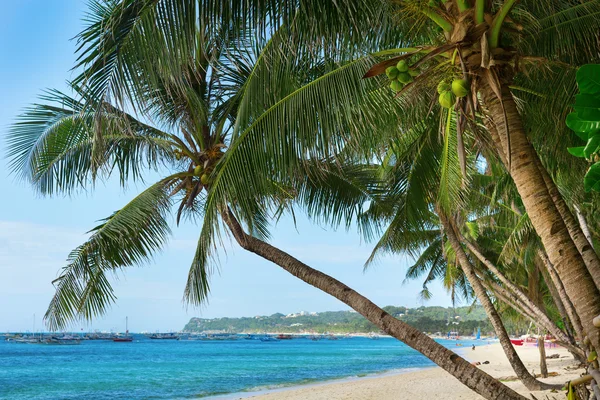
left=126, top=316, right=129, bottom=336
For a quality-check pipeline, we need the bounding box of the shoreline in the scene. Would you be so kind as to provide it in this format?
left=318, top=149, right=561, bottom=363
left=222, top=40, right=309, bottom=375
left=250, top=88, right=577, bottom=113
left=206, top=366, right=438, bottom=400
left=213, top=342, right=582, bottom=400
left=206, top=346, right=470, bottom=400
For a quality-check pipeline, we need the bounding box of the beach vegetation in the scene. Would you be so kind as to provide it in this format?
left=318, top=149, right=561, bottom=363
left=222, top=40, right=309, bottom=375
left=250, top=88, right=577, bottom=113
left=6, top=0, right=600, bottom=398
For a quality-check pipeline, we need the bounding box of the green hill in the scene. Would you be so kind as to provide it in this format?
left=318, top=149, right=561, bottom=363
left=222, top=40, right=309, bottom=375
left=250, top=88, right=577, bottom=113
left=183, top=305, right=494, bottom=335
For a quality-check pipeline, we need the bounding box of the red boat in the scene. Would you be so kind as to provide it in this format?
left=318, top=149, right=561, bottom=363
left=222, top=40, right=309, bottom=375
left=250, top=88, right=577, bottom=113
left=276, top=334, right=293, bottom=340
left=510, top=339, right=524, bottom=346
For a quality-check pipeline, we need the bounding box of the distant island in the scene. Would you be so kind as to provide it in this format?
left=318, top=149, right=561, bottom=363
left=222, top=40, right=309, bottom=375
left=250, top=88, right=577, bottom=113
left=183, top=305, right=497, bottom=335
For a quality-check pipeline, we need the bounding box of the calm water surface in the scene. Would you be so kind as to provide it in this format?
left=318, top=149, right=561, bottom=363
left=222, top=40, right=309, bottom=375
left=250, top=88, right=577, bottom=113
left=0, top=336, right=483, bottom=399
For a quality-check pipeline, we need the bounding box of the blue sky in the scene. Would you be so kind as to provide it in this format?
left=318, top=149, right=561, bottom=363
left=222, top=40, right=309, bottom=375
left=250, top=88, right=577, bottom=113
left=0, top=1, right=454, bottom=333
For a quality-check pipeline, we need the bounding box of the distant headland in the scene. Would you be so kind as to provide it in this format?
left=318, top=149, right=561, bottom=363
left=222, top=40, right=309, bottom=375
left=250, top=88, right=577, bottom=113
left=183, top=305, right=504, bottom=335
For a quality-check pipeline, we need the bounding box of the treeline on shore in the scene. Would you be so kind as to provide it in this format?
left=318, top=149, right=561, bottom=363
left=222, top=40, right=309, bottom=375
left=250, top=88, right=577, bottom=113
left=183, top=306, right=516, bottom=335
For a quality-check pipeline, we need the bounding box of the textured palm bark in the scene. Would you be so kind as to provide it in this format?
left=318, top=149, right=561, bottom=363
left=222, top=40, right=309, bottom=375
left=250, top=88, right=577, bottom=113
left=483, top=277, right=585, bottom=361
left=538, top=335, right=548, bottom=378
left=535, top=158, right=600, bottom=291
left=480, top=80, right=600, bottom=351
left=535, top=255, right=575, bottom=342
left=537, top=250, right=586, bottom=344
left=538, top=249, right=585, bottom=341
left=575, top=204, right=595, bottom=250
left=463, top=239, right=575, bottom=349
left=483, top=278, right=587, bottom=364
left=440, top=214, right=552, bottom=391
left=220, top=208, right=527, bottom=400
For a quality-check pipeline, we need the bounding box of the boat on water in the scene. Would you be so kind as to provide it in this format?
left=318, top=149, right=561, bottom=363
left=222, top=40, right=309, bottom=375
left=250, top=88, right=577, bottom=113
left=9, top=336, right=40, bottom=344
left=113, top=317, right=133, bottom=342
left=40, top=337, right=81, bottom=345
left=259, top=336, right=279, bottom=342
left=148, top=333, right=180, bottom=340
left=276, top=334, right=293, bottom=340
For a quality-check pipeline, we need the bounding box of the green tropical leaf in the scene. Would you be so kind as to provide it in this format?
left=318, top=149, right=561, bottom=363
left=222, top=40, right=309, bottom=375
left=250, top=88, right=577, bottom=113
left=45, top=179, right=175, bottom=330
left=585, top=133, right=600, bottom=157
left=567, top=146, right=586, bottom=157
left=584, top=162, right=600, bottom=192
left=566, top=112, right=600, bottom=135
left=577, top=64, right=600, bottom=95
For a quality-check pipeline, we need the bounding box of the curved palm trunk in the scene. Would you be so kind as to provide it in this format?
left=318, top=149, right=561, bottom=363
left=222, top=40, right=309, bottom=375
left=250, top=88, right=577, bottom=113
left=463, top=238, right=577, bottom=351
left=220, top=208, right=526, bottom=400
left=537, top=250, right=586, bottom=343
left=440, top=213, right=552, bottom=391
left=574, top=205, right=594, bottom=248
left=480, top=80, right=600, bottom=351
left=483, top=276, right=586, bottom=362
left=535, top=159, right=600, bottom=290
left=536, top=255, right=575, bottom=341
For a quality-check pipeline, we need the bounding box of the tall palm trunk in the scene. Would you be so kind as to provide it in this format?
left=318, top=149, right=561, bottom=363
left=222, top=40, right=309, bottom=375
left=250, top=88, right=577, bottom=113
left=463, top=239, right=577, bottom=352
left=537, top=250, right=586, bottom=343
left=480, top=80, right=600, bottom=351
left=440, top=213, right=552, bottom=391
left=574, top=205, right=594, bottom=248
left=535, top=255, right=575, bottom=342
left=220, top=207, right=527, bottom=400
left=535, top=159, right=600, bottom=290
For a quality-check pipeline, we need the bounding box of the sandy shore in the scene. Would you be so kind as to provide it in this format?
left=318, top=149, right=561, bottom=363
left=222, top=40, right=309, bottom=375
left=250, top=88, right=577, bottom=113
left=240, top=342, right=584, bottom=399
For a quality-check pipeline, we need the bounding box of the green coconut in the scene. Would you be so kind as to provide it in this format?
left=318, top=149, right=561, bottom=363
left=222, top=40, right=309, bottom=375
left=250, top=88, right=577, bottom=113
left=398, top=72, right=413, bottom=84
left=396, top=60, right=409, bottom=73
left=194, top=165, right=203, bottom=175
left=451, top=79, right=469, bottom=98
left=385, top=66, right=399, bottom=79
left=200, top=173, right=210, bottom=185
left=390, top=80, right=403, bottom=92
left=439, top=91, right=456, bottom=109
left=437, top=81, right=451, bottom=94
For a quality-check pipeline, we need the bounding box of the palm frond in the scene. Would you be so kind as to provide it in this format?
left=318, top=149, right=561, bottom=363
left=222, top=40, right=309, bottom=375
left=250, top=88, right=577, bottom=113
left=45, top=179, right=174, bottom=330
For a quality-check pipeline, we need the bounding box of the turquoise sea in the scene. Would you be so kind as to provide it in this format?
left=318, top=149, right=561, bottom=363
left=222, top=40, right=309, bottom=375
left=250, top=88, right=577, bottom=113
left=0, top=336, right=483, bottom=399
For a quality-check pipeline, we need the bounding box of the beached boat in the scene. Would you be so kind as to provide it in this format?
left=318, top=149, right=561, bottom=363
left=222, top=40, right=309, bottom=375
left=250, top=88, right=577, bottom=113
left=510, top=339, right=524, bottom=346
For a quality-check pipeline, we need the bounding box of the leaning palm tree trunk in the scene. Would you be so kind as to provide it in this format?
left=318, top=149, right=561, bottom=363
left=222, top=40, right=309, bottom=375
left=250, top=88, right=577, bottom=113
left=481, top=80, right=600, bottom=351
left=483, top=277, right=586, bottom=362
left=574, top=205, right=594, bottom=249
left=440, top=213, right=553, bottom=391
left=463, top=238, right=578, bottom=352
left=534, top=158, right=600, bottom=290
left=537, top=250, right=586, bottom=344
left=535, top=255, right=576, bottom=342
left=220, top=207, right=526, bottom=400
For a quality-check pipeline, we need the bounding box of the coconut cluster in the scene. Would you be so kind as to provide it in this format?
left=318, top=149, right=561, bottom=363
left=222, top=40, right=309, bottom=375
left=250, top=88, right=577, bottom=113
left=437, top=78, right=469, bottom=108
left=386, top=60, right=418, bottom=92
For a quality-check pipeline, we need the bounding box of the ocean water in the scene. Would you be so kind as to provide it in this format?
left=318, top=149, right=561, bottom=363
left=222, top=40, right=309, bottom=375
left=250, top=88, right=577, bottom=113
left=0, top=336, right=483, bottom=399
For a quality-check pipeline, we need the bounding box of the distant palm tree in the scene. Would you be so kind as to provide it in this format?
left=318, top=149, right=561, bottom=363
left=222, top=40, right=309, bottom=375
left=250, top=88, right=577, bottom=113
left=6, top=1, right=525, bottom=399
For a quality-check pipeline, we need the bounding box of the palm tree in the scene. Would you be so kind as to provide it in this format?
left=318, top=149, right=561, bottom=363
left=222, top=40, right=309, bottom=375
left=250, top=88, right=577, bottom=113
left=6, top=1, right=527, bottom=399
left=354, top=109, right=574, bottom=388
left=362, top=0, right=600, bottom=350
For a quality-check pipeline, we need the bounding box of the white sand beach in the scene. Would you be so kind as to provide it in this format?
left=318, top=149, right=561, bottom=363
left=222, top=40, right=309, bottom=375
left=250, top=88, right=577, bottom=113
left=243, top=342, right=584, bottom=400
